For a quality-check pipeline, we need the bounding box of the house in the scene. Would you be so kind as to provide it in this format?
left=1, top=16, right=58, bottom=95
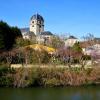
left=65, top=36, right=78, bottom=47
left=83, top=44, right=100, bottom=56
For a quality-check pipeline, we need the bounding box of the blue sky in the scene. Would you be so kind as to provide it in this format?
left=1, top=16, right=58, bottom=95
left=0, top=0, right=100, bottom=38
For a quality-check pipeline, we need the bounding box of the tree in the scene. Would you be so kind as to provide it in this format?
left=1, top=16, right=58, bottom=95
left=11, top=27, right=22, bottom=39
left=72, top=42, right=82, bottom=53
left=0, top=34, right=4, bottom=50
left=82, top=33, right=94, bottom=46
left=48, top=36, right=65, bottom=49
left=0, top=21, right=22, bottom=51
left=15, top=38, right=32, bottom=48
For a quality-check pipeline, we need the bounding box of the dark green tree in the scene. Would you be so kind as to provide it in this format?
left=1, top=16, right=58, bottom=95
left=11, top=27, right=22, bottom=39
left=72, top=42, right=82, bottom=52
left=0, top=34, right=4, bottom=50
left=0, top=21, right=22, bottom=50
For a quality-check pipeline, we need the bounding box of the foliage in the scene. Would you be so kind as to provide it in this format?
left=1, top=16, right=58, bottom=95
left=0, top=34, right=5, bottom=50
left=72, top=42, right=82, bottom=52
left=47, top=36, right=65, bottom=49
left=0, top=21, right=22, bottom=50
left=50, top=56, right=63, bottom=65
left=11, top=27, right=22, bottom=39
left=0, top=67, right=100, bottom=87
left=0, top=46, right=51, bottom=65
left=0, top=65, right=15, bottom=75
left=15, top=38, right=32, bottom=48
left=35, top=67, right=100, bottom=87
left=0, top=65, right=15, bottom=87
left=28, top=49, right=51, bottom=64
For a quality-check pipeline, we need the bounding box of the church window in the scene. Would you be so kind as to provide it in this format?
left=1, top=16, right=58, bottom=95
left=38, top=21, right=41, bottom=24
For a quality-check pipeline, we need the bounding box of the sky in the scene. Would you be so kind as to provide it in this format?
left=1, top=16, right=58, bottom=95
left=0, top=0, right=100, bottom=38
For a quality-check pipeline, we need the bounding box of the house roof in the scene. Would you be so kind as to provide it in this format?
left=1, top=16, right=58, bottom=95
left=94, top=38, right=100, bottom=42
left=30, top=13, right=44, bottom=22
left=40, top=31, right=53, bottom=35
left=68, top=36, right=77, bottom=39
left=23, top=31, right=35, bottom=36
left=20, top=28, right=29, bottom=33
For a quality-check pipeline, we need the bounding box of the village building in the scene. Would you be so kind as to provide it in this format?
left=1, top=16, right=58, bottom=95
left=21, top=13, right=53, bottom=44
left=65, top=36, right=78, bottom=47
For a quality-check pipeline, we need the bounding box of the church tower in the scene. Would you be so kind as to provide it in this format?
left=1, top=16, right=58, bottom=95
left=30, top=13, right=44, bottom=35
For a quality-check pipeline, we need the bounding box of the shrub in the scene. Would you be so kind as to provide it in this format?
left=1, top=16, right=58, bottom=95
left=0, top=66, right=100, bottom=87
left=0, top=76, right=13, bottom=87
left=0, top=65, right=15, bottom=87
left=44, top=78, right=60, bottom=87
left=0, top=65, right=15, bottom=75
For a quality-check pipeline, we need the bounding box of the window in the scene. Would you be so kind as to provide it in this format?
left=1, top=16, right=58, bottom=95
left=38, top=21, right=41, bottom=24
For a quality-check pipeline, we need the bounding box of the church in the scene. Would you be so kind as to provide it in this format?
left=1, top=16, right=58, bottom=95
left=21, top=13, right=53, bottom=44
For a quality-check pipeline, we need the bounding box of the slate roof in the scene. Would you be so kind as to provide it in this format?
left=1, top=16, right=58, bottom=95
left=40, top=31, right=53, bottom=35
left=94, top=38, right=100, bottom=41
left=68, top=36, right=77, bottom=39
left=30, top=13, right=44, bottom=22
left=24, top=31, right=35, bottom=36
left=20, top=28, right=29, bottom=33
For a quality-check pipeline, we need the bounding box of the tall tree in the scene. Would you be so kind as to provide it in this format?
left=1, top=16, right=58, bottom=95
left=0, top=21, right=22, bottom=51
left=11, top=26, right=22, bottom=39
left=0, top=34, right=4, bottom=50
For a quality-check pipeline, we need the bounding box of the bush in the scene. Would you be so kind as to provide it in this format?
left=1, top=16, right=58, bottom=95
left=0, top=76, right=13, bottom=87
left=44, top=78, right=60, bottom=87
left=0, top=65, right=15, bottom=87
left=0, top=65, right=15, bottom=75
left=83, top=55, right=91, bottom=60
left=0, top=66, right=100, bottom=87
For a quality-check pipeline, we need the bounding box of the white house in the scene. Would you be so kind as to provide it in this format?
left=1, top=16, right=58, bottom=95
left=83, top=44, right=100, bottom=55
left=65, top=36, right=78, bottom=47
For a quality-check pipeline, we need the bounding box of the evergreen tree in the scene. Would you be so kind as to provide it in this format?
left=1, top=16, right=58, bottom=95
left=0, top=21, right=22, bottom=50
left=72, top=42, right=82, bottom=52
left=0, top=34, right=4, bottom=49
